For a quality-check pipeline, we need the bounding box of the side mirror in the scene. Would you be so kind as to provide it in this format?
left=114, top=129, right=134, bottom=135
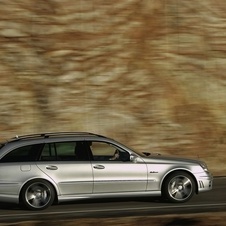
left=130, top=154, right=137, bottom=162
left=120, top=151, right=130, bottom=162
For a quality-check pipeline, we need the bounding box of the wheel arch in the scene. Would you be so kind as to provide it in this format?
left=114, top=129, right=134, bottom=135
left=19, top=178, right=59, bottom=204
left=161, top=169, right=199, bottom=194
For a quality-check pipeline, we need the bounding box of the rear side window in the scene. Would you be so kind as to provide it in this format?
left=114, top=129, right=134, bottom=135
left=0, top=144, right=44, bottom=162
left=40, top=141, right=91, bottom=161
left=40, top=142, right=76, bottom=161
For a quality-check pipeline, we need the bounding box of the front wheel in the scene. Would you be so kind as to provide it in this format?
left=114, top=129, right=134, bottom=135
left=162, top=171, right=196, bottom=203
left=20, top=180, right=55, bottom=210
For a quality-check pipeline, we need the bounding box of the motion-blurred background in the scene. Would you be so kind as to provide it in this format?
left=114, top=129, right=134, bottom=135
left=0, top=0, right=225, bottom=175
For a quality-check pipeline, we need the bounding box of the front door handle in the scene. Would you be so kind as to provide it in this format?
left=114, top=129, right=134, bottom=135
left=46, top=165, right=58, bottom=170
left=93, top=165, right=105, bottom=169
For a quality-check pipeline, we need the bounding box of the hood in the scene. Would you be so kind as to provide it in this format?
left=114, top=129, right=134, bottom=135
left=141, top=152, right=202, bottom=165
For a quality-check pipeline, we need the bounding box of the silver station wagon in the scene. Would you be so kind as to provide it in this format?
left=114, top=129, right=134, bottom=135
left=0, top=132, right=212, bottom=210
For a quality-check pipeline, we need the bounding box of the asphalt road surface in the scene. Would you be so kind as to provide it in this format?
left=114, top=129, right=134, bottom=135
left=0, top=177, right=225, bottom=223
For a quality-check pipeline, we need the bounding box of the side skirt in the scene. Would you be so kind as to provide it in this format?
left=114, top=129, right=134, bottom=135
left=57, top=191, right=161, bottom=203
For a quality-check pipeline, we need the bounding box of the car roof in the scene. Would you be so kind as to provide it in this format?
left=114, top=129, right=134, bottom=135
left=1, top=132, right=108, bottom=146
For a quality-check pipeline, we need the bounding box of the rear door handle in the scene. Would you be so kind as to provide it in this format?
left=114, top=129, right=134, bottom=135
left=93, top=165, right=105, bottom=169
left=46, top=165, right=58, bottom=170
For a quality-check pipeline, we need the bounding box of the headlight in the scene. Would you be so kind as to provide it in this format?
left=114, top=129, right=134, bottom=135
left=200, top=162, right=209, bottom=172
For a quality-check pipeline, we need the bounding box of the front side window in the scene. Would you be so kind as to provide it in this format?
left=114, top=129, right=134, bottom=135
left=90, top=141, right=130, bottom=161
left=0, top=144, right=44, bottom=162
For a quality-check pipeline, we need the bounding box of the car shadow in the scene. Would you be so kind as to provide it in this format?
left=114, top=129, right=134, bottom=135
left=0, top=202, right=21, bottom=210
left=0, top=197, right=163, bottom=211
left=58, top=196, right=164, bottom=206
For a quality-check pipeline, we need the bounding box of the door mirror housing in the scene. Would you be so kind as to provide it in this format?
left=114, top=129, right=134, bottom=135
left=119, top=151, right=130, bottom=162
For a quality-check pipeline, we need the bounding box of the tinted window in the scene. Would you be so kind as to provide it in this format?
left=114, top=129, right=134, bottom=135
left=40, top=141, right=91, bottom=161
left=0, top=144, right=44, bottom=162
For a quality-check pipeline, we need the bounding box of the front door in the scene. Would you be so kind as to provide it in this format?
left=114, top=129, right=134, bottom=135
left=89, top=141, right=147, bottom=193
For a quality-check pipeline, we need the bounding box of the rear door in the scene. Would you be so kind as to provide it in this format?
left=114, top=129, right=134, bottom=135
left=36, top=141, right=93, bottom=195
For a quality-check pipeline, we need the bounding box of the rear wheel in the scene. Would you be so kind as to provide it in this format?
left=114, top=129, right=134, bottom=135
left=20, top=179, right=55, bottom=210
left=162, top=171, right=196, bottom=203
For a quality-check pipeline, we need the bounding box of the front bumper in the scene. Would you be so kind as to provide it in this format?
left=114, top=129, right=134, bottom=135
left=196, top=172, right=213, bottom=192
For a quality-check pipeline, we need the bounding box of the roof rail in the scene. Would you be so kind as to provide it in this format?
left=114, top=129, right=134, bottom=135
left=11, top=132, right=102, bottom=140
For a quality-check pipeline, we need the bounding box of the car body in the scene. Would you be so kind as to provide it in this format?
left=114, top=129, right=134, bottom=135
left=0, top=132, right=213, bottom=210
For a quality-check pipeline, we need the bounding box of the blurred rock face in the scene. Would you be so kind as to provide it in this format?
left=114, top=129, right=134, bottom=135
left=0, top=1, right=226, bottom=174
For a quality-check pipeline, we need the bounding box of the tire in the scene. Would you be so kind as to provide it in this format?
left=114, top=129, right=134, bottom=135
left=162, top=171, right=196, bottom=203
left=20, top=179, right=55, bottom=210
